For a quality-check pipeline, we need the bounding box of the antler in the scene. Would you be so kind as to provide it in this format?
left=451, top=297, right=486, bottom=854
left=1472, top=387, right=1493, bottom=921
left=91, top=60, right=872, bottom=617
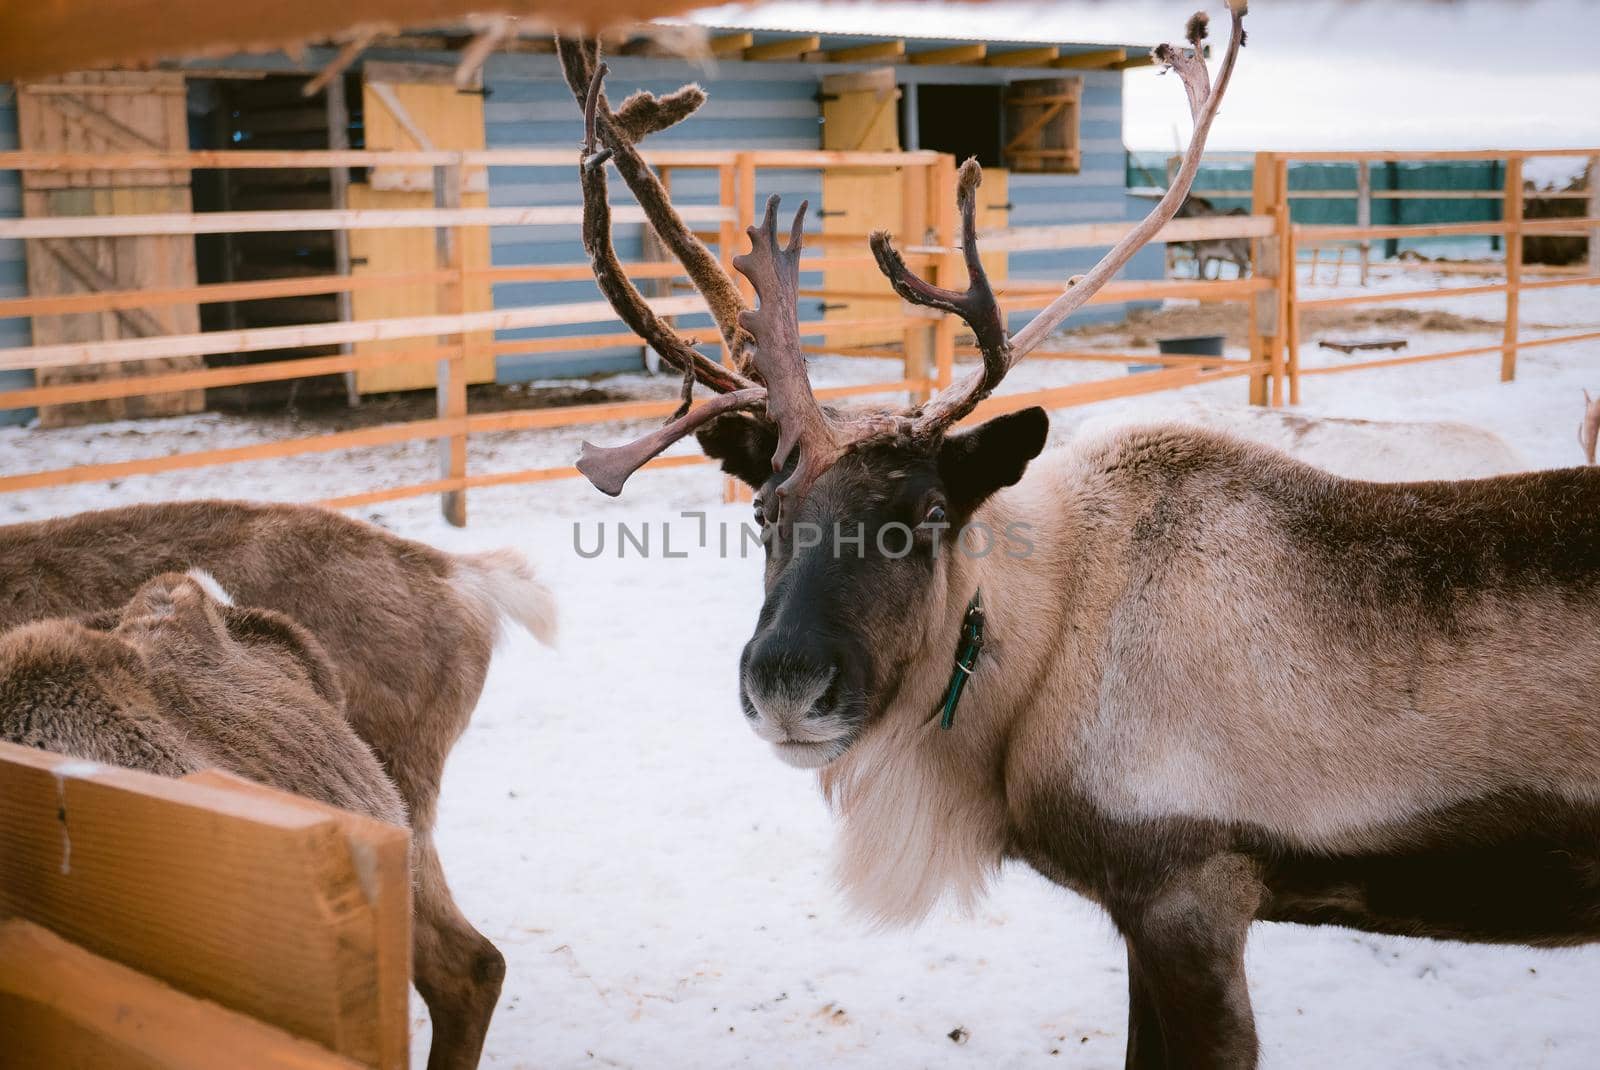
left=557, top=37, right=753, bottom=370
left=564, top=42, right=900, bottom=504
left=568, top=4, right=1246, bottom=503
left=563, top=43, right=769, bottom=495
left=738, top=198, right=838, bottom=512
left=872, top=2, right=1248, bottom=434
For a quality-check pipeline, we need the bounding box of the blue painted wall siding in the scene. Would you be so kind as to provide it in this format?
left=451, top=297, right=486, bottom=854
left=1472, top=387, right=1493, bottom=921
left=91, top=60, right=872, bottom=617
left=0, top=89, right=32, bottom=426
left=474, top=53, right=1151, bottom=380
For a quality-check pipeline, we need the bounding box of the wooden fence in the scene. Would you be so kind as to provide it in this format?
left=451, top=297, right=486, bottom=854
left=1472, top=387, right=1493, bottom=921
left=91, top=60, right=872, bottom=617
left=0, top=146, right=1594, bottom=521
left=1270, top=149, right=1600, bottom=404
left=0, top=741, right=411, bottom=1069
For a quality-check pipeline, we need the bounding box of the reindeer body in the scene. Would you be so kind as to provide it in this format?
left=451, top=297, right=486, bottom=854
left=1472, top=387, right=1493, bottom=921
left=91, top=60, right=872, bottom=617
left=550, top=11, right=1599, bottom=1063
left=0, top=500, right=556, bottom=1070
left=820, top=425, right=1600, bottom=1064
left=1, top=571, right=407, bottom=825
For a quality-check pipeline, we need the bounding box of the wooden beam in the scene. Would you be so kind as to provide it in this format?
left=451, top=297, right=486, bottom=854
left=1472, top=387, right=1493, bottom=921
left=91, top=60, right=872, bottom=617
left=708, top=32, right=753, bottom=57
left=909, top=214, right=1275, bottom=254
left=365, top=81, right=435, bottom=150
left=0, top=742, right=411, bottom=1066
left=37, top=239, right=168, bottom=338
left=34, top=94, right=164, bottom=151
left=434, top=159, right=468, bottom=526
left=0, top=920, right=371, bottom=1070
left=0, top=1, right=719, bottom=81
left=1501, top=156, right=1523, bottom=381
left=986, top=46, right=1060, bottom=68
left=301, top=30, right=379, bottom=98
left=825, top=40, right=905, bottom=63
left=1112, top=54, right=1158, bottom=70
left=909, top=43, right=987, bottom=65
left=0, top=345, right=460, bottom=411
left=1052, top=48, right=1127, bottom=70
left=743, top=35, right=821, bottom=62
left=0, top=294, right=712, bottom=372
left=453, top=17, right=514, bottom=89
left=0, top=202, right=734, bottom=239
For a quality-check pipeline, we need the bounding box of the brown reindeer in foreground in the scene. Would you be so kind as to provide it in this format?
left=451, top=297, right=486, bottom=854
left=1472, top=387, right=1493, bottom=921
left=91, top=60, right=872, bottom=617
left=563, top=7, right=1600, bottom=1066
left=0, top=502, right=556, bottom=1070
left=2, top=570, right=407, bottom=825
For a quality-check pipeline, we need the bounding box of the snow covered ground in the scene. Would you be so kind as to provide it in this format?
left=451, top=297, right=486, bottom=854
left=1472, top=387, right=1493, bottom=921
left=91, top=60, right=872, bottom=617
left=4, top=265, right=1600, bottom=1067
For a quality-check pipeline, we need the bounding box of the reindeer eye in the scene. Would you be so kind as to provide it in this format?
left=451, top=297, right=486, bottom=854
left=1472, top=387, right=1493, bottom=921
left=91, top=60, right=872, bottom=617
left=924, top=503, right=948, bottom=526
left=752, top=497, right=767, bottom=525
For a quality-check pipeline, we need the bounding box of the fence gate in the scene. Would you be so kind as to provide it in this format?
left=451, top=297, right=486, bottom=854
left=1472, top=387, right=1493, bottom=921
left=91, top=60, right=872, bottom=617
left=17, top=71, right=203, bottom=427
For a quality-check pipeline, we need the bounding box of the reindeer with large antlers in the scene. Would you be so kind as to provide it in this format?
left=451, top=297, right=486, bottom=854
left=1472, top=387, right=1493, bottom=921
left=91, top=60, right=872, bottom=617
left=565, top=7, right=1600, bottom=1066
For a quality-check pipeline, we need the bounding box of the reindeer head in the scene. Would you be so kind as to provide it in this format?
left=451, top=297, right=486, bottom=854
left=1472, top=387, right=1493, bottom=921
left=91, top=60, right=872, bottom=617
left=562, top=6, right=1246, bottom=767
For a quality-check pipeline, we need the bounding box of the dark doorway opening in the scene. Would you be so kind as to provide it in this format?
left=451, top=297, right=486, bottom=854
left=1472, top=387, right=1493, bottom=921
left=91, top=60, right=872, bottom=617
left=190, top=73, right=349, bottom=410
left=914, top=85, right=1005, bottom=168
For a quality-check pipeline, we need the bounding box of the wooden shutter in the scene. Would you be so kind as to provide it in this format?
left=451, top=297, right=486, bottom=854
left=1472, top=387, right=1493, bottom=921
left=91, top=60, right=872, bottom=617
left=348, top=61, right=493, bottom=395
left=819, top=68, right=904, bottom=348
left=1004, top=77, right=1081, bottom=174
left=17, top=71, right=203, bottom=427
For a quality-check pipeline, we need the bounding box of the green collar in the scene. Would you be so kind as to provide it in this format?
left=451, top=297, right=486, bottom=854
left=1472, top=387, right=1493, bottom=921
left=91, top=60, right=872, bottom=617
left=933, top=588, right=986, bottom=731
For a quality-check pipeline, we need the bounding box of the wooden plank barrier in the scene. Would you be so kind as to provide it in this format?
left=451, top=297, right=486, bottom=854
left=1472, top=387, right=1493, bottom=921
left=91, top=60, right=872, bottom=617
left=0, top=742, right=411, bottom=1070
left=0, top=920, right=370, bottom=1070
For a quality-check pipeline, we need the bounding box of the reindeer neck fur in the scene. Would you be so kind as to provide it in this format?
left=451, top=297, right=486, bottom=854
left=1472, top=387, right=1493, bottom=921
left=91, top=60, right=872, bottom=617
left=817, top=451, right=1100, bottom=926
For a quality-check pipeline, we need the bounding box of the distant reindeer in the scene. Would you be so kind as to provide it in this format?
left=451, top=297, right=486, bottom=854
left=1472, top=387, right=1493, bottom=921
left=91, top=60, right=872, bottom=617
left=2, top=570, right=406, bottom=824
left=561, top=7, right=1600, bottom=1067
left=1174, top=194, right=1252, bottom=279
left=0, top=502, right=556, bottom=1070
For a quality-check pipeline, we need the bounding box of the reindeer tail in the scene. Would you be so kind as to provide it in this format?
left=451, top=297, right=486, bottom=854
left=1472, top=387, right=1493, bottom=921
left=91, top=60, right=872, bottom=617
left=451, top=548, right=558, bottom=647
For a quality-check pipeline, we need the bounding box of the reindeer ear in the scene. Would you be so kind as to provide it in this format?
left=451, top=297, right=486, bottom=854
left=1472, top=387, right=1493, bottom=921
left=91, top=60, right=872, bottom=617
left=938, top=406, right=1049, bottom=514
left=696, top=411, right=780, bottom=489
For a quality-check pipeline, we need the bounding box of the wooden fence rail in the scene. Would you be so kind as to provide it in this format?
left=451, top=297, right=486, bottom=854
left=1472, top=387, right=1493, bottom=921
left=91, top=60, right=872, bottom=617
left=0, top=145, right=1273, bottom=519
left=1275, top=147, right=1600, bottom=403
left=3, top=145, right=1595, bottom=519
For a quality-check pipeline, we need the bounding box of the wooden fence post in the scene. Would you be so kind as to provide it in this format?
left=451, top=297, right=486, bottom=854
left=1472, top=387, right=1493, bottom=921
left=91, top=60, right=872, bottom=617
left=1284, top=206, right=1302, bottom=406
left=734, top=153, right=756, bottom=304
left=1587, top=154, right=1599, bottom=277
left=1501, top=155, right=1523, bottom=382
left=901, top=160, right=935, bottom=403
left=1356, top=159, right=1371, bottom=287
left=932, top=153, right=959, bottom=393
left=324, top=75, right=360, bottom=409
left=435, top=156, right=468, bottom=526
left=723, top=153, right=757, bottom=505
left=1271, top=158, right=1291, bottom=407
left=1247, top=151, right=1281, bottom=405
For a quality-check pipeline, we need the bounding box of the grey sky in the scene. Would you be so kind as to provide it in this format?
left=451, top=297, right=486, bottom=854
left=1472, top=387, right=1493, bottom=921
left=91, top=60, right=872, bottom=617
left=685, top=1, right=1600, bottom=153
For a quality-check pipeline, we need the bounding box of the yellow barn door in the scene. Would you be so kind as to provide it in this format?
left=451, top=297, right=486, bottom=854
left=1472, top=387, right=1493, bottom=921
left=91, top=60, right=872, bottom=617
left=349, top=62, right=494, bottom=394
left=819, top=69, right=903, bottom=349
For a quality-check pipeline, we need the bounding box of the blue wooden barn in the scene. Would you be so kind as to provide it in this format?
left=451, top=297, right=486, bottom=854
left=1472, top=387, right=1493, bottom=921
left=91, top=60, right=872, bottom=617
left=0, top=23, right=1163, bottom=423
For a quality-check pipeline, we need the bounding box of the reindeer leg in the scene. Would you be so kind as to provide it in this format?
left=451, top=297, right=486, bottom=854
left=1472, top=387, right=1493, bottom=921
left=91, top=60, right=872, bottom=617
left=380, top=727, right=503, bottom=1069
left=412, top=829, right=505, bottom=1070
left=1124, top=941, right=1170, bottom=1070
left=1113, top=853, right=1263, bottom=1069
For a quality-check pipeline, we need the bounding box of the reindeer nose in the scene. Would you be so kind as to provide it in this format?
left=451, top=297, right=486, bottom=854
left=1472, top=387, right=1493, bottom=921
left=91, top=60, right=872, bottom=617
left=743, top=631, right=844, bottom=727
